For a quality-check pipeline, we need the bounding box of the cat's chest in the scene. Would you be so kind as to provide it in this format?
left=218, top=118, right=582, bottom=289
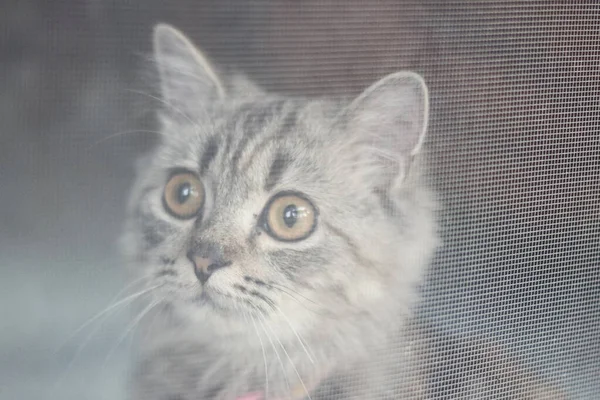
left=134, top=337, right=320, bottom=400
left=133, top=321, right=411, bottom=400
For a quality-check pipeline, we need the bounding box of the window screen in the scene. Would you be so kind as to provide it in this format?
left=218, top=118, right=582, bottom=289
left=1, top=1, right=598, bottom=399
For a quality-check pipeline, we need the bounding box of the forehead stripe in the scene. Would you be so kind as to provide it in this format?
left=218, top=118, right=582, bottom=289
left=237, top=107, right=300, bottom=173
left=199, top=135, right=219, bottom=173
left=231, top=100, right=286, bottom=172
left=264, top=151, right=291, bottom=191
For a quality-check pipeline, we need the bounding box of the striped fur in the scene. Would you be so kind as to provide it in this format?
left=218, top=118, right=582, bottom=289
left=121, top=24, right=567, bottom=400
left=121, top=23, right=572, bottom=400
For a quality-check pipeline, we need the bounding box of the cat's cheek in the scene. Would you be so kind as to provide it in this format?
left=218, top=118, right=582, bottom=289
left=343, top=275, right=385, bottom=308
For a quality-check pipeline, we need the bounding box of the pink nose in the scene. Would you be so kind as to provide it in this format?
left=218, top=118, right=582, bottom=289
left=191, top=256, right=213, bottom=275
left=187, top=251, right=231, bottom=284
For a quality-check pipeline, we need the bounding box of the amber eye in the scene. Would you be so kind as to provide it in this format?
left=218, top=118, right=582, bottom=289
left=263, top=192, right=317, bottom=242
left=163, top=171, right=204, bottom=219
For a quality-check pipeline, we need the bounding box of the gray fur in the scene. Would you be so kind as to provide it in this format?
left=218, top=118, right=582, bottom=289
left=122, top=24, right=563, bottom=400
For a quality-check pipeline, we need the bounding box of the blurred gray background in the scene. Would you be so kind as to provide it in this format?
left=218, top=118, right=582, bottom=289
left=1, top=1, right=599, bottom=399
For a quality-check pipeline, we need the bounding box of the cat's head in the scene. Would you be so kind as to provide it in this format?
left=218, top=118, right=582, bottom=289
left=123, top=24, right=436, bottom=343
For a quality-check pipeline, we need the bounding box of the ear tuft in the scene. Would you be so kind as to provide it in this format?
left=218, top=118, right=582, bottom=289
left=342, top=71, right=429, bottom=187
left=347, top=71, right=429, bottom=158
left=153, top=24, right=225, bottom=114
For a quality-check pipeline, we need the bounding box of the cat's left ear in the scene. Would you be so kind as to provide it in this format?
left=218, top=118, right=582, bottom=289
left=341, top=71, right=429, bottom=185
left=153, top=24, right=225, bottom=114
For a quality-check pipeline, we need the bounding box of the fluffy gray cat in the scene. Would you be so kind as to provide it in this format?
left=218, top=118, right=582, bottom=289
left=122, top=24, right=565, bottom=400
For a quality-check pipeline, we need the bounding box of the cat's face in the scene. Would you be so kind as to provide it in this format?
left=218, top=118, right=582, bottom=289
left=123, top=25, right=434, bottom=340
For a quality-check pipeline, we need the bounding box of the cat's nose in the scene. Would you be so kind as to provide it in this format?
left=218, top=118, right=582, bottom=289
left=187, top=246, right=231, bottom=284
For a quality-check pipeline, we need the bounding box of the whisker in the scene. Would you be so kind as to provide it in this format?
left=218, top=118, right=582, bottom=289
left=263, top=318, right=312, bottom=400
left=107, top=275, right=157, bottom=307
left=102, top=297, right=163, bottom=367
left=250, top=315, right=269, bottom=399
left=368, top=146, right=400, bottom=162
left=57, top=302, right=123, bottom=387
left=53, top=312, right=117, bottom=391
left=270, top=288, right=323, bottom=316
left=52, top=282, right=161, bottom=391
left=258, top=317, right=291, bottom=399
left=126, top=89, right=208, bottom=134
left=275, top=306, right=314, bottom=364
left=268, top=285, right=335, bottom=318
left=86, top=129, right=165, bottom=151
left=268, top=283, right=323, bottom=309
left=124, top=86, right=219, bottom=157
left=57, top=282, right=162, bottom=353
left=136, top=298, right=165, bottom=345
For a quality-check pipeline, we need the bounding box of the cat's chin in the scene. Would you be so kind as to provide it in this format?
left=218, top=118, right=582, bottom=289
left=192, top=289, right=237, bottom=314
left=185, top=287, right=272, bottom=320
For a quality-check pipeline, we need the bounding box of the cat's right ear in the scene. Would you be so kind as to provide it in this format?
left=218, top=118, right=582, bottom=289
left=153, top=24, right=225, bottom=113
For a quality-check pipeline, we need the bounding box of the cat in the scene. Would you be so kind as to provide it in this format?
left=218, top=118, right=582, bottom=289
left=122, top=24, right=565, bottom=400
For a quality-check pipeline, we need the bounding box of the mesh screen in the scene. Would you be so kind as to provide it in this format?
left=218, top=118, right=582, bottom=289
left=1, top=1, right=599, bottom=399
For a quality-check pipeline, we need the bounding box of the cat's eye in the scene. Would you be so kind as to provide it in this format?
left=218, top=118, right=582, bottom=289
left=262, top=192, right=317, bottom=242
left=163, top=171, right=205, bottom=219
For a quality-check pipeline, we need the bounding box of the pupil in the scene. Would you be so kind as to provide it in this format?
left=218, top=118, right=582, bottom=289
left=283, top=204, right=298, bottom=228
left=177, top=183, right=192, bottom=204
